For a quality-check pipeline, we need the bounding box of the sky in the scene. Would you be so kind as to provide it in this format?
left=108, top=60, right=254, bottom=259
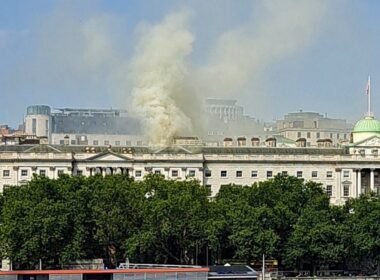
left=1, top=0, right=380, bottom=128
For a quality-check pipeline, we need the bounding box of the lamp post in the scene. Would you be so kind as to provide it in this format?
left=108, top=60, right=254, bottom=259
left=262, top=254, right=265, bottom=280
left=261, top=217, right=267, bottom=280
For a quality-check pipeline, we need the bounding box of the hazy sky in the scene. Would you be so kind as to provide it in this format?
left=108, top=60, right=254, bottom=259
left=1, top=0, right=380, bottom=127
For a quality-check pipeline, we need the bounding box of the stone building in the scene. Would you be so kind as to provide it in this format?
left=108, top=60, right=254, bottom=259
left=0, top=112, right=379, bottom=205
left=276, top=111, right=351, bottom=147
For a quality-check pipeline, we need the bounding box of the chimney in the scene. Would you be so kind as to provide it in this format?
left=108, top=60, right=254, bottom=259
left=63, top=135, right=69, bottom=145
left=265, top=137, right=276, bottom=147
left=223, top=137, right=233, bottom=147
left=296, top=138, right=306, bottom=147
left=237, top=137, right=246, bottom=147
left=251, top=137, right=260, bottom=147
left=317, top=139, right=332, bottom=148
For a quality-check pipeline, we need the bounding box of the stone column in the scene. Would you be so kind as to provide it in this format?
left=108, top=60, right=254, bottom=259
left=357, top=169, right=362, bottom=196
left=370, top=168, right=375, bottom=192
left=352, top=169, right=357, bottom=198
left=335, top=168, right=342, bottom=203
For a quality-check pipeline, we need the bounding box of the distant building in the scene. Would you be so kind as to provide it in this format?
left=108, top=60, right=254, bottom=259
left=204, top=99, right=265, bottom=143
left=276, top=111, right=351, bottom=147
left=24, top=105, right=144, bottom=146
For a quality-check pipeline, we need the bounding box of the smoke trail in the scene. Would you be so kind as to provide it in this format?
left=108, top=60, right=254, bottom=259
left=197, top=0, right=328, bottom=98
left=130, top=12, right=194, bottom=146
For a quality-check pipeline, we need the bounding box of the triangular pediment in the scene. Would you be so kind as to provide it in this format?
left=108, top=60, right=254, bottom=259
left=352, top=135, right=380, bottom=147
left=25, top=145, right=62, bottom=153
left=86, top=151, right=132, bottom=161
left=154, top=146, right=193, bottom=154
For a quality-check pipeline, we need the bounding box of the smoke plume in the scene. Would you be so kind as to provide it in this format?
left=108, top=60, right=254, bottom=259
left=130, top=12, right=195, bottom=146
left=197, top=0, right=328, bottom=98
left=129, top=0, right=329, bottom=145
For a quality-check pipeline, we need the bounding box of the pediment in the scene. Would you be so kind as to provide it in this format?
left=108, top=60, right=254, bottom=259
left=154, top=146, right=192, bottom=154
left=86, top=151, right=132, bottom=162
left=353, top=136, right=380, bottom=147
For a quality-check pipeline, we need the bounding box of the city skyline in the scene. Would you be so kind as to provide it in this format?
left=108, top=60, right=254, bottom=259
left=1, top=0, right=380, bottom=128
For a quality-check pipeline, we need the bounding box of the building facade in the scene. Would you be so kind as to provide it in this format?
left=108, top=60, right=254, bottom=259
left=0, top=112, right=379, bottom=205
left=276, top=111, right=352, bottom=147
left=24, top=105, right=144, bottom=146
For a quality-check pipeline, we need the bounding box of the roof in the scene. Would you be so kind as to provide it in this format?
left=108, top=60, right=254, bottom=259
left=0, top=144, right=349, bottom=156
left=352, top=116, right=380, bottom=133
left=208, top=265, right=258, bottom=278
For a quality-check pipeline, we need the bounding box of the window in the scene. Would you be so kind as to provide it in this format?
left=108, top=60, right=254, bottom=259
left=251, top=171, right=258, bottom=178
left=267, top=171, right=273, bottom=178
left=343, top=170, right=350, bottom=178
left=326, top=185, right=333, bottom=196
left=71, top=140, right=76, bottom=145
left=59, top=140, right=64, bottom=145
left=188, top=170, right=196, bottom=177
left=205, top=170, right=212, bottom=177
left=344, top=134, right=347, bottom=139
left=236, top=170, right=242, bottom=177
left=296, top=171, right=303, bottom=178
left=32, top=118, right=36, bottom=134
left=137, top=141, right=143, bottom=146
left=21, top=169, right=28, bottom=176
left=337, top=133, right=340, bottom=139
left=330, top=133, right=333, bottom=138
left=58, top=170, right=64, bottom=176
left=221, top=170, right=227, bottom=177
left=135, top=170, right=142, bottom=177
left=39, top=170, right=46, bottom=177
left=307, top=132, right=311, bottom=138
left=206, top=184, right=212, bottom=189
left=297, top=132, right=301, bottom=138
left=312, top=171, right=318, bottom=178
left=76, top=170, right=83, bottom=176
left=104, top=140, right=109, bottom=145
left=126, top=141, right=131, bottom=146
left=343, top=185, right=350, bottom=197
left=282, top=171, right=288, bottom=177
left=154, top=170, right=161, bottom=175
left=115, top=141, right=120, bottom=146
left=171, top=170, right=178, bottom=177
left=326, top=171, right=333, bottom=178
left=316, top=132, right=320, bottom=139
left=93, top=140, right=99, bottom=145
left=3, top=170, right=10, bottom=177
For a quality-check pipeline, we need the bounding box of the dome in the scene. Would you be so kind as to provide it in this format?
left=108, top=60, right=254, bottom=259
left=352, top=116, right=380, bottom=133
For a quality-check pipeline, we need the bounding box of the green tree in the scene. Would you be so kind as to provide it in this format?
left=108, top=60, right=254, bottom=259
left=90, top=174, right=144, bottom=267
left=345, top=194, right=380, bottom=275
left=125, top=174, right=210, bottom=264
left=284, top=205, right=347, bottom=275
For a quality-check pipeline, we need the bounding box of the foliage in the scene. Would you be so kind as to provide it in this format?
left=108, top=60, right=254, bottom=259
left=0, top=174, right=379, bottom=273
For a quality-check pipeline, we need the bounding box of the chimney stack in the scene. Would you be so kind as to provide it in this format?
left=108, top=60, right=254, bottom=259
left=251, top=137, right=260, bottom=147
left=237, top=137, right=246, bottom=147
left=265, top=137, right=276, bottom=147
left=296, top=138, right=306, bottom=147
left=223, top=137, right=233, bottom=147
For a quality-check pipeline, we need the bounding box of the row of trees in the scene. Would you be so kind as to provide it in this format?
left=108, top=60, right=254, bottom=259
left=0, top=174, right=379, bottom=274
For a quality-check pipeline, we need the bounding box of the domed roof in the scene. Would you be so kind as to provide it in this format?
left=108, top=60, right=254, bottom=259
left=353, top=116, right=380, bottom=133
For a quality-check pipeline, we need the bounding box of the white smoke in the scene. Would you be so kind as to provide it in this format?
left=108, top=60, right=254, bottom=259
left=130, top=12, right=195, bottom=146
left=129, top=0, right=329, bottom=145
left=197, top=0, right=328, bottom=98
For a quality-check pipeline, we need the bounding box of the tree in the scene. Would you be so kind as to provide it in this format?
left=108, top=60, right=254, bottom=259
left=90, top=174, right=143, bottom=267
left=0, top=175, right=78, bottom=269
left=345, top=194, right=380, bottom=275
left=125, top=174, right=210, bottom=264
left=284, top=205, right=347, bottom=275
